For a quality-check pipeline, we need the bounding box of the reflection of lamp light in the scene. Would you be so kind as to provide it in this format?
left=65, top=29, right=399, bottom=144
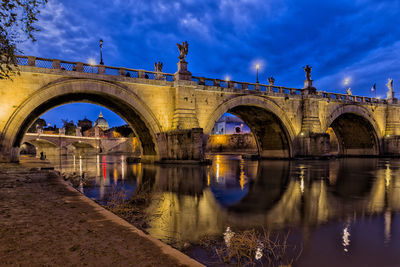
left=342, top=223, right=351, bottom=253
left=385, top=164, right=391, bottom=187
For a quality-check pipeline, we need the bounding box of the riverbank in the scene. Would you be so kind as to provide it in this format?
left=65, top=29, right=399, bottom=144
left=0, top=158, right=203, bottom=266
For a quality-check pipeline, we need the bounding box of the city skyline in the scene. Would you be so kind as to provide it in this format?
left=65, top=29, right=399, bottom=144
left=40, top=103, right=126, bottom=128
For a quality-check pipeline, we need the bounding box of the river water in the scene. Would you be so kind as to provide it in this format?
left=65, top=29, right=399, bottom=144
left=51, top=154, right=400, bottom=266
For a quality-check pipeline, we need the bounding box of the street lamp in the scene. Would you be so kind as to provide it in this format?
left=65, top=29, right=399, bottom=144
left=99, top=39, right=104, bottom=65
left=255, top=64, right=260, bottom=83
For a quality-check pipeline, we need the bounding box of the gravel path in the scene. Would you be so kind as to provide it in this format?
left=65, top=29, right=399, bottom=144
left=0, top=162, right=202, bottom=267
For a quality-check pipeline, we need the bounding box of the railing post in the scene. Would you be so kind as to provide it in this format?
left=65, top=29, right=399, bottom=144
left=255, top=83, right=260, bottom=91
left=198, top=77, right=205, bottom=85
left=76, top=62, right=83, bottom=72
left=241, top=83, right=248, bottom=90
left=138, top=70, right=145, bottom=79
left=27, top=56, right=36, bottom=67
left=213, top=79, right=220, bottom=87
left=279, top=87, right=284, bottom=94
left=228, top=81, right=234, bottom=88
left=119, top=68, right=125, bottom=76
left=52, top=59, right=60, bottom=69
left=98, top=65, right=105, bottom=74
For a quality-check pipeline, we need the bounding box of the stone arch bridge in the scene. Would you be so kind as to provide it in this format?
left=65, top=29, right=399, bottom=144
left=21, top=133, right=131, bottom=155
left=1, top=55, right=399, bottom=163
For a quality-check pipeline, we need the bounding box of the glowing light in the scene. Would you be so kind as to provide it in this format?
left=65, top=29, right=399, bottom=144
left=79, top=156, right=82, bottom=176
left=384, top=210, right=392, bottom=244
left=96, top=154, right=100, bottom=177
left=255, top=242, right=264, bottom=260
left=343, top=77, right=351, bottom=86
left=224, top=75, right=231, bottom=81
left=342, top=223, right=351, bottom=253
left=88, top=58, right=96, bottom=66
left=121, top=155, right=125, bottom=180
left=223, top=227, right=234, bottom=247
left=250, top=59, right=265, bottom=72
left=300, top=132, right=304, bottom=136
left=239, top=158, right=247, bottom=190
left=102, top=155, right=106, bottom=180
left=385, top=164, right=391, bottom=188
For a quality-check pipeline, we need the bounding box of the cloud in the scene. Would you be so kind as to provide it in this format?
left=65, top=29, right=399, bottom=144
left=15, top=0, right=400, bottom=97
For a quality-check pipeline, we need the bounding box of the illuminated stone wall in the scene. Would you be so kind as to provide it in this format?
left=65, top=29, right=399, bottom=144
left=2, top=63, right=400, bottom=162
left=206, top=133, right=257, bottom=153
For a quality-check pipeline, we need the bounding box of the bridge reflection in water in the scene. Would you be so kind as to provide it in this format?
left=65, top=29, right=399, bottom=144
left=51, top=154, right=400, bottom=266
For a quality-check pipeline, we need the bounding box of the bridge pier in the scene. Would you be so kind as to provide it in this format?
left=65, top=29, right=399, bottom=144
left=294, top=133, right=330, bottom=158
left=157, top=128, right=204, bottom=163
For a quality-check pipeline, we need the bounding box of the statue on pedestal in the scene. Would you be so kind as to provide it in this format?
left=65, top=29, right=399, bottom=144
left=302, top=65, right=316, bottom=94
left=177, top=41, right=189, bottom=62
left=154, top=61, right=163, bottom=72
left=346, top=88, right=352, bottom=95
left=154, top=61, right=164, bottom=80
left=386, top=78, right=394, bottom=99
left=267, top=76, right=275, bottom=86
left=175, top=41, right=191, bottom=81
left=303, top=65, right=312, bottom=81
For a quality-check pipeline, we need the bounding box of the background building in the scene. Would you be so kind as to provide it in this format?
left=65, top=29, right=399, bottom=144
left=94, top=112, right=109, bottom=131
left=212, top=116, right=251, bottom=135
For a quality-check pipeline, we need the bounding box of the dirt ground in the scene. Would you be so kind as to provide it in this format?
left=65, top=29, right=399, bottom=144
left=0, top=161, right=202, bottom=267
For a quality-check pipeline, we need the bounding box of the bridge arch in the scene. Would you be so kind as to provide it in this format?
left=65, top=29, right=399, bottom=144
left=2, top=78, right=162, bottom=162
left=205, top=95, right=296, bottom=158
left=324, top=105, right=382, bottom=156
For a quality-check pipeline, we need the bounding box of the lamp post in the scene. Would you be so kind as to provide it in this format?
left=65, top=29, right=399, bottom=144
left=255, top=64, right=260, bottom=83
left=99, top=39, right=104, bottom=65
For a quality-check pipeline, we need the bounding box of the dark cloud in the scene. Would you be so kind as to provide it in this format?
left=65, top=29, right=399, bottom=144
left=18, top=0, right=400, bottom=124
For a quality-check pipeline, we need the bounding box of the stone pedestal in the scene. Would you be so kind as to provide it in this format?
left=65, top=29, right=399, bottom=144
left=174, top=61, right=192, bottom=81
left=385, top=106, right=400, bottom=136
left=301, top=98, right=322, bottom=134
left=303, top=80, right=317, bottom=95
left=171, top=81, right=199, bottom=130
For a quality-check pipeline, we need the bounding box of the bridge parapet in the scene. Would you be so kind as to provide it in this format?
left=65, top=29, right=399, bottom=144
left=17, top=55, right=175, bottom=82
left=16, top=55, right=389, bottom=106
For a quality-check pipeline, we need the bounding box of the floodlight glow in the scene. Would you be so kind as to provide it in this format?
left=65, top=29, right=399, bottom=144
left=88, top=58, right=96, bottom=66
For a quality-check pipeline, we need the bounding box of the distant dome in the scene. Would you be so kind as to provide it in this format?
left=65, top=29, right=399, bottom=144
left=94, top=112, right=109, bottom=130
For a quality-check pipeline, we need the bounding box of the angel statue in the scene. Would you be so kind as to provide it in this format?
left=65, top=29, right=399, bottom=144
left=303, top=65, right=312, bottom=81
left=154, top=61, right=163, bottom=72
left=177, top=41, right=189, bottom=61
left=387, top=78, right=394, bottom=99
left=267, top=76, right=275, bottom=85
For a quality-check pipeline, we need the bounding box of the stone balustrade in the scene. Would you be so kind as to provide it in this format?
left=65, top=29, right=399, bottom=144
left=15, top=55, right=386, bottom=104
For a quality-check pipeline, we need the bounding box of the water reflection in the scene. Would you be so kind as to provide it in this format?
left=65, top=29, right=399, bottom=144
left=49, top=154, right=400, bottom=265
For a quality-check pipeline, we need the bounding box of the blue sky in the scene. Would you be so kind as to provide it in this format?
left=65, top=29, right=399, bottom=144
left=19, top=0, right=400, bottom=127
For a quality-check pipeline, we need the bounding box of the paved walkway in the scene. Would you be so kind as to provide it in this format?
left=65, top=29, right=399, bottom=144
left=0, top=160, right=203, bottom=266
